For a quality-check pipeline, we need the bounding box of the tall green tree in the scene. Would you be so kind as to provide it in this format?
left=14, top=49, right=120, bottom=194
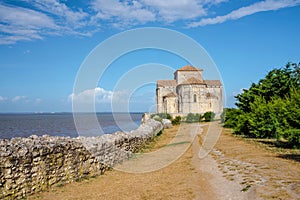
left=224, top=62, right=300, bottom=147
left=235, top=62, right=300, bottom=112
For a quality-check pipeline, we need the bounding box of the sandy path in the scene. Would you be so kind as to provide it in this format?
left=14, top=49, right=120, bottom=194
left=212, top=125, right=300, bottom=199
left=30, top=122, right=300, bottom=200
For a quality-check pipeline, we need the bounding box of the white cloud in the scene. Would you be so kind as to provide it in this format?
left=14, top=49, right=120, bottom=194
left=27, top=0, right=89, bottom=28
left=0, top=96, right=6, bottom=102
left=12, top=96, right=28, bottom=102
left=23, top=49, right=31, bottom=54
left=91, top=0, right=156, bottom=27
left=0, top=4, right=57, bottom=28
left=69, top=87, right=128, bottom=104
left=35, top=98, right=42, bottom=104
left=190, top=0, right=300, bottom=27
left=0, top=4, right=57, bottom=44
left=91, top=0, right=208, bottom=25
left=0, top=1, right=92, bottom=44
left=143, top=0, right=206, bottom=22
left=202, top=0, right=228, bottom=4
left=130, top=90, right=155, bottom=103
left=1, top=0, right=300, bottom=44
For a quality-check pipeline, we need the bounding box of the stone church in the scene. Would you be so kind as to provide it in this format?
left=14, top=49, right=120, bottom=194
left=156, top=66, right=223, bottom=115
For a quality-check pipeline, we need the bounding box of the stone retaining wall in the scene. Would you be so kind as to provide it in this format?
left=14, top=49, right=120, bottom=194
left=0, top=119, right=163, bottom=199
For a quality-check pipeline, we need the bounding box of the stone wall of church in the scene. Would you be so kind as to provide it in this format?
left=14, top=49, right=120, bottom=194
left=156, top=86, right=176, bottom=113
left=157, top=68, right=222, bottom=115
left=175, top=71, right=203, bottom=84
left=165, top=96, right=177, bottom=114
left=177, top=85, right=222, bottom=114
left=204, top=86, right=223, bottom=114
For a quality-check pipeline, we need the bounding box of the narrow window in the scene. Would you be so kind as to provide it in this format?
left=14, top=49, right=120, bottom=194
left=194, top=94, right=197, bottom=102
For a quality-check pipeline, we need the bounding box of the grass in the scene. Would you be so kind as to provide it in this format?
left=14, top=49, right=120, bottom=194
left=56, top=183, right=64, bottom=188
left=138, top=136, right=161, bottom=153
left=225, top=128, right=300, bottom=162
left=75, top=175, right=90, bottom=182
left=138, top=125, right=183, bottom=153
left=30, top=124, right=200, bottom=200
left=165, top=141, right=190, bottom=147
left=241, top=185, right=251, bottom=192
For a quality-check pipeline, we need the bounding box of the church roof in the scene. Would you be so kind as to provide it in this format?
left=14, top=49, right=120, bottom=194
left=176, top=65, right=203, bottom=71
left=204, top=80, right=222, bottom=86
left=180, top=77, right=204, bottom=85
left=157, top=80, right=177, bottom=87
left=164, top=92, right=177, bottom=98
left=178, top=78, right=222, bottom=86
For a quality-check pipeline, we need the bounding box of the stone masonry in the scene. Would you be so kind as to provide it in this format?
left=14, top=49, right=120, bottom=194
left=0, top=119, right=163, bottom=199
left=156, top=65, right=223, bottom=115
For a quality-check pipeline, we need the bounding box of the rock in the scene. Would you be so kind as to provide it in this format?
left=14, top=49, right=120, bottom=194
left=162, top=119, right=172, bottom=129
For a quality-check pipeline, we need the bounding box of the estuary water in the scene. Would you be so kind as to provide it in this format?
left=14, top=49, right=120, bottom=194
left=0, top=113, right=143, bottom=139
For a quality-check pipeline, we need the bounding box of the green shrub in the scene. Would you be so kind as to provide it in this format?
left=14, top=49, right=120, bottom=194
left=223, top=108, right=243, bottom=128
left=166, top=113, right=172, bottom=120
left=220, top=110, right=226, bottom=123
left=152, top=115, right=162, bottom=123
left=172, top=116, right=181, bottom=125
left=223, top=63, right=300, bottom=148
left=185, top=113, right=201, bottom=123
left=152, top=113, right=172, bottom=120
left=203, top=111, right=215, bottom=122
left=283, top=129, right=300, bottom=148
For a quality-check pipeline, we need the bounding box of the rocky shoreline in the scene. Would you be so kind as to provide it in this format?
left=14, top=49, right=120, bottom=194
left=0, top=118, right=163, bottom=199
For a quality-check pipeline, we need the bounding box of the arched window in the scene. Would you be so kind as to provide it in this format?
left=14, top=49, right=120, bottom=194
left=194, top=94, right=197, bottom=102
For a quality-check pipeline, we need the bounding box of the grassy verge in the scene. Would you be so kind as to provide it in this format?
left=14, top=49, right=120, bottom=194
left=139, top=125, right=180, bottom=153
left=223, top=128, right=300, bottom=162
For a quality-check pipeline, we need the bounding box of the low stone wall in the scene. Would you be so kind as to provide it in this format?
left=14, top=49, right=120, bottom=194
left=77, top=118, right=163, bottom=167
left=0, top=119, right=163, bottom=199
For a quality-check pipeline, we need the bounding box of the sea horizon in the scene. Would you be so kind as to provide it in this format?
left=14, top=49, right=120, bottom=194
left=0, top=112, right=144, bottom=139
left=0, top=111, right=146, bottom=114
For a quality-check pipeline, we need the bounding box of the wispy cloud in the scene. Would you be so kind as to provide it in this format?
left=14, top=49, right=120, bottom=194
left=35, top=98, right=42, bottom=104
left=12, top=96, right=28, bottom=102
left=142, top=0, right=207, bottom=22
left=190, top=0, right=300, bottom=27
left=1, top=0, right=300, bottom=44
left=0, top=96, right=6, bottom=102
left=91, top=0, right=156, bottom=28
left=23, top=49, right=31, bottom=54
left=27, top=0, right=91, bottom=32
left=69, top=87, right=128, bottom=104
left=0, top=4, right=56, bottom=44
left=0, top=1, right=92, bottom=44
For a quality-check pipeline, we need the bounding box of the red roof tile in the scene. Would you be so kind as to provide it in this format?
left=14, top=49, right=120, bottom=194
left=204, top=80, right=222, bottom=86
left=164, top=92, right=177, bottom=98
left=157, top=80, right=177, bottom=87
left=180, top=77, right=204, bottom=85
left=176, top=65, right=203, bottom=71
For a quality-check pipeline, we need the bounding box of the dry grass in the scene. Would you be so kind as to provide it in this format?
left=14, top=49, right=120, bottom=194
left=29, top=122, right=300, bottom=200
left=29, top=124, right=213, bottom=200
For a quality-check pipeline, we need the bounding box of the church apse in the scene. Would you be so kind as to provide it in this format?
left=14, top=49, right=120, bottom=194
left=156, top=65, right=223, bottom=115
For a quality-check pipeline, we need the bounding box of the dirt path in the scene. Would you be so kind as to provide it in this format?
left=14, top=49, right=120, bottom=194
left=212, top=126, right=300, bottom=199
left=30, top=122, right=300, bottom=200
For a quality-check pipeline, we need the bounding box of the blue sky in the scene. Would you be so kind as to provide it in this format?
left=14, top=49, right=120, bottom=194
left=0, top=0, right=299, bottom=113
